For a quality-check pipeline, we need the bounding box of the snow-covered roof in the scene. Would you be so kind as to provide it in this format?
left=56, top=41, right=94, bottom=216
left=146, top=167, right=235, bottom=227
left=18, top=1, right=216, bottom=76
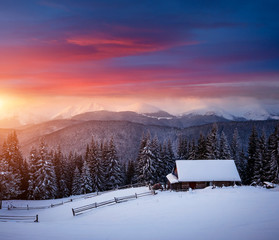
left=166, top=173, right=179, bottom=184
left=175, top=160, right=241, bottom=182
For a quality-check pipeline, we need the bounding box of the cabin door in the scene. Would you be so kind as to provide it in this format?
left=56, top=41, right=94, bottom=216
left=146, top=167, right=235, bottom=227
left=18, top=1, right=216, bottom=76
left=189, top=182, right=196, bottom=189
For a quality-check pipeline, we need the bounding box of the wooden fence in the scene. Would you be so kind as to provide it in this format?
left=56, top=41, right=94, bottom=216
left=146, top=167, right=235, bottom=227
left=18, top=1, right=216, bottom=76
left=7, top=199, right=73, bottom=211
left=72, top=190, right=156, bottom=216
left=3, top=183, right=149, bottom=211
left=0, top=214, right=38, bottom=222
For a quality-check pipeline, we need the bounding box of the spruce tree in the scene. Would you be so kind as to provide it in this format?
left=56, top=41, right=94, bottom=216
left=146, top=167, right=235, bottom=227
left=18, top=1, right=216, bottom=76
left=2, top=131, right=24, bottom=198
left=88, top=138, right=104, bottom=192
left=219, top=131, right=231, bottom=159
left=126, top=160, right=136, bottom=184
left=188, top=139, right=197, bottom=160
left=232, top=128, right=241, bottom=168
left=177, top=135, right=188, bottom=159
left=80, top=160, right=93, bottom=194
left=150, top=135, right=162, bottom=183
left=64, top=151, right=76, bottom=196
left=53, top=146, right=64, bottom=198
left=238, top=148, right=248, bottom=184
left=27, top=147, right=38, bottom=199
left=247, top=127, right=262, bottom=184
left=138, top=137, right=156, bottom=184
left=72, top=166, right=82, bottom=195
left=33, top=140, right=57, bottom=199
left=136, top=133, right=149, bottom=183
left=206, top=123, right=219, bottom=159
left=197, top=133, right=207, bottom=159
left=106, top=137, right=123, bottom=189
left=0, top=154, right=20, bottom=199
left=263, top=127, right=279, bottom=182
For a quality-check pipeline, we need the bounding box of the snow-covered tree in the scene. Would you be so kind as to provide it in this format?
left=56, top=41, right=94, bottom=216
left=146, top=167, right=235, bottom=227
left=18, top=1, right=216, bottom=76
left=247, top=127, right=262, bottom=184
left=1, top=131, right=25, bottom=198
left=263, top=127, right=279, bottom=182
left=33, top=140, right=57, bottom=199
left=88, top=138, right=104, bottom=192
left=197, top=133, right=207, bottom=159
left=0, top=155, right=20, bottom=199
left=206, top=123, right=219, bottom=159
left=219, top=131, right=231, bottom=160
left=80, top=160, right=93, bottom=194
left=231, top=128, right=241, bottom=168
left=72, top=167, right=82, bottom=195
left=27, top=147, right=38, bottom=199
left=238, top=148, right=248, bottom=184
left=105, top=137, right=123, bottom=189
left=188, top=139, right=197, bottom=160
left=141, top=139, right=156, bottom=184
left=177, top=135, right=188, bottom=159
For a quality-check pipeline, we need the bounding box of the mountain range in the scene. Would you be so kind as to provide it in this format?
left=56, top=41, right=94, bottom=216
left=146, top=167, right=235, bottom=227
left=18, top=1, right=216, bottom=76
left=0, top=108, right=278, bottom=162
left=1, top=102, right=279, bottom=128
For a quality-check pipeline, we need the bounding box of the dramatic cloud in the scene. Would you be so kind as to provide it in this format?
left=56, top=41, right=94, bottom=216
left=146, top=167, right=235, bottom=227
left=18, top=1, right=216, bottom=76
left=0, top=0, right=278, bottom=116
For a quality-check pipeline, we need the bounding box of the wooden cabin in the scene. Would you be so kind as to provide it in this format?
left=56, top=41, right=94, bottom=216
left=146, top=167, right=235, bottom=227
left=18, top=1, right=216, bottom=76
left=167, top=160, right=241, bottom=190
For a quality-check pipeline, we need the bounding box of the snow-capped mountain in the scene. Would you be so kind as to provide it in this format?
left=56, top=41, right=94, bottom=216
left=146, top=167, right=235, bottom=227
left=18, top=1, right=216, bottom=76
left=52, top=102, right=105, bottom=119
left=121, top=103, right=162, bottom=114
left=182, top=106, right=279, bottom=121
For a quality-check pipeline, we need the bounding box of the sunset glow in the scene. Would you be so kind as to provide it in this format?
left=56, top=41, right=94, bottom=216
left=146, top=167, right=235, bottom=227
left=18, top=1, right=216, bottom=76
left=0, top=0, right=278, bottom=120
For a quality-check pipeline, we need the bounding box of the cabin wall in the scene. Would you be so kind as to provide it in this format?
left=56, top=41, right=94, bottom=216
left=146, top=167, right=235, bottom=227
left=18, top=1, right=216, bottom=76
left=170, top=181, right=236, bottom=190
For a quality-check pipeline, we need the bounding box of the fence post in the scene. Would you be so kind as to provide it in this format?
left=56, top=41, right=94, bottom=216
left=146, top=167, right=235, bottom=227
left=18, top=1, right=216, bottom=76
left=135, top=193, right=137, bottom=199
left=34, top=215, right=39, bottom=222
left=27, top=204, right=29, bottom=210
left=0, top=200, right=2, bottom=209
left=114, top=197, right=118, bottom=203
left=72, top=208, right=76, bottom=216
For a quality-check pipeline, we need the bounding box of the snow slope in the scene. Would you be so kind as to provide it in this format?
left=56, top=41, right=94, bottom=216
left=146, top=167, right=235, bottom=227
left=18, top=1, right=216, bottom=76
left=1, top=186, right=279, bottom=240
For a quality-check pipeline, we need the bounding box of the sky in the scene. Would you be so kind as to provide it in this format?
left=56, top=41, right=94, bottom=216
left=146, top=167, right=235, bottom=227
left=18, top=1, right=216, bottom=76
left=0, top=0, right=279, bottom=120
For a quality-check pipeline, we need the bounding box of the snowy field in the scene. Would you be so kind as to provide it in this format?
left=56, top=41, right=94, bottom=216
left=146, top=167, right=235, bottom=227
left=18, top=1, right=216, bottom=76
left=1, top=186, right=279, bottom=240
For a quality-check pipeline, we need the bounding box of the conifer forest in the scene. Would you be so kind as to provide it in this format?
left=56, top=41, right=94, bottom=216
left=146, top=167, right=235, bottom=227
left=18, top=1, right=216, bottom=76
left=1, top=124, right=279, bottom=200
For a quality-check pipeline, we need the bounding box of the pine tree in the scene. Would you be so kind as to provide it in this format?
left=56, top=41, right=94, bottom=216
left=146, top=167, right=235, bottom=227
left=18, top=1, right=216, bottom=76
left=238, top=148, right=248, bottom=184
left=247, top=127, right=262, bottom=184
left=72, top=167, right=82, bottom=195
left=206, top=123, right=219, bottom=159
left=150, top=135, right=162, bottom=183
left=188, top=139, right=197, bottom=160
left=106, top=137, right=123, bottom=189
left=166, top=139, right=175, bottom=172
left=177, top=135, right=188, bottom=159
left=88, top=138, right=104, bottom=192
left=126, top=160, right=136, bottom=184
left=197, top=133, right=207, bottom=159
left=263, top=127, right=279, bottom=182
left=0, top=155, right=20, bottom=200
left=2, top=131, right=25, bottom=198
left=53, top=146, right=64, bottom=198
left=33, top=140, right=57, bottom=199
left=80, top=160, right=93, bottom=194
left=59, top=157, right=70, bottom=198
left=136, top=133, right=150, bottom=183
left=231, top=128, right=241, bottom=168
left=219, top=131, right=231, bottom=159
left=27, top=147, right=38, bottom=199
left=137, top=136, right=157, bottom=184
left=64, top=151, right=76, bottom=196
